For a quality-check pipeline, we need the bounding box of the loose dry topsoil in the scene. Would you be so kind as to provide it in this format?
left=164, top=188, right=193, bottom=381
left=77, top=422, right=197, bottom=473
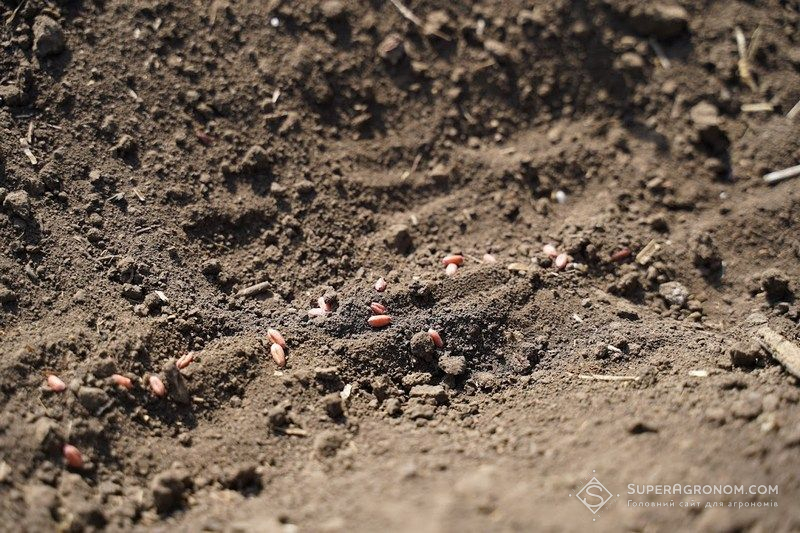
left=1, top=0, right=799, bottom=531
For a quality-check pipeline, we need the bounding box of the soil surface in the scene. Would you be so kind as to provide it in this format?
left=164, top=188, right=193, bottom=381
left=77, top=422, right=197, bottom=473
left=1, top=0, right=799, bottom=531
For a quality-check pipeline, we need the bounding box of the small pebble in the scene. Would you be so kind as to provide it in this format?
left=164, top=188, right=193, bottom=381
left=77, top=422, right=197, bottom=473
left=482, top=253, right=497, bottom=263
left=428, top=329, right=444, bottom=348
left=47, top=374, right=66, bottom=392
left=149, top=375, right=167, bottom=397
left=375, top=277, right=387, bottom=292
left=271, top=343, right=286, bottom=367
left=442, top=254, right=464, bottom=266
left=111, top=374, right=133, bottom=390
left=370, top=302, right=387, bottom=314
left=368, top=315, right=392, bottom=328
left=445, top=263, right=458, bottom=276
left=63, top=444, right=84, bottom=469
left=308, top=307, right=327, bottom=317
left=267, top=328, right=287, bottom=348
left=555, top=253, right=569, bottom=270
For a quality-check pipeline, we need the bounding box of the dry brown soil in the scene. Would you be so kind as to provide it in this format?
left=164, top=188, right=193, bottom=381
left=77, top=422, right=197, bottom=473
left=1, top=0, right=799, bottom=531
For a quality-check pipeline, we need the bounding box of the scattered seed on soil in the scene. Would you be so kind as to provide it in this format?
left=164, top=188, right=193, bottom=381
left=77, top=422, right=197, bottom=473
left=271, top=343, right=287, bottom=367
left=149, top=375, right=167, bottom=397
left=308, top=307, right=327, bottom=317
left=445, top=263, right=458, bottom=276
left=370, top=302, right=387, bottom=314
left=318, top=296, right=332, bottom=312
left=442, top=254, right=464, bottom=266
left=555, top=253, right=569, bottom=270
left=111, top=374, right=133, bottom=390
left=428, top=329, right=444, bottom=348
left=368, top=315, right=392, bottom=328
left=483, top=253, right=497, bottom=263
left=63, top=444, right=84, bottom=469
left=267, top=328, right=287, bottom=348
left=374, top=277, right=387, bottom=292
left=47, top=374, right=66, bottom=392
left=610, top=247, right=631, bottom=262
left=543, top=244, right=559, bottom=258
left=176, top=353, right=194, bottom=370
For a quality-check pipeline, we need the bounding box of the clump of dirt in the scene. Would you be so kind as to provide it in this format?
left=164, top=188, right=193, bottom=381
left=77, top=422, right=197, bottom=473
left=1, top=0, right=799, bottom=530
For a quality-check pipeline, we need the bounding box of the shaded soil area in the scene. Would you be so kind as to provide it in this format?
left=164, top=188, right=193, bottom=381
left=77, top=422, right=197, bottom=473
left=1, top=0, right=799, bottom=531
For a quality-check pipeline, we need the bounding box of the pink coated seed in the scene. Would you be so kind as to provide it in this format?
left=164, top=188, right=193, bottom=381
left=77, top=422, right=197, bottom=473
left=555, top=253, right=569, bottom=270
left=543, top=244, right=559, bottom=258
left=267, top=328, right=287, bottom=348
left=442, top=254, right=464, bottom=266
left=428, top=329, right=444, bottom=348
left=308, top=307, right=327, bottom=317
left=47, top=374, right=66, bottom=392
left=111, top=374, right=133, bottom=390
left=375, top=277, right=387, bottom=292
left=318, top=296, right=332, bottom=312
left=63, top=444, right=84, bottom=469
left=445, top=263, right=458, bottom=276
left=149, top=375, right=167, bottom=397
left=271, top=343, right=286, bottom=367
left=368, top=315, right=392, bottom=328
left=370, top=302, right=387, bottom=314
left=483, top=253, right=497, bottom=263
left=176, top=352, right=194, bottom=370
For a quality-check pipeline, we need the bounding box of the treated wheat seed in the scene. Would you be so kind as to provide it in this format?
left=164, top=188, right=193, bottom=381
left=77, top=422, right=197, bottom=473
left=442, top=254, right=464, bottom=266
left=111, top=374, right=133, bottom=390
left=47, top=374, right=66, bottom=392
left=555, top=253, right=569, bottom=270
left=483, top=253, right=497, bottom=263
left=610, top=247, right=631, bottom=262
left=267, top=328, right=287, bottom=348
left=308, top=307, right=327, bottom=317
left=368, top=314, right=392, bottom=328
left=445, top=263, right=458, bottom=276
left=370, top=302, right=387, bottom=314
left=543, top=244, right=559, bottom=258
left=63, top=444, right=84, bottom=469
left=428, top=329, right=444, bottom=348
left=375, top=277, right=387, bottom=292
left=149, top=375, right=167, bottom=397
left=176, top=352, right=194, bottom=370
left=318, top=296, right=332, bottom=313
left=271, top=343, right=286, bottom=367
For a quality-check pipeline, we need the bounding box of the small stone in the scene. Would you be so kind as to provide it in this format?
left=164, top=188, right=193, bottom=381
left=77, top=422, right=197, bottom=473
left=438, top=355, right=466, bottom=376
left=410, top=332, right=436, bottom=362
left=401, top=372, right=432, bottom=388
left=409, top=384, right=448, bottom=405
left=728, top=341, right=762, bottom=368
left=239, top=145, right=271, bottom=173
left=313, top=430, right=346, bottom=458
left=658, top=281, right=689, bottom=307
left=629, top=4, right=689, bottom=40
left=321, top=392, right=344, bottom=419
left=760, top=268, right=792, bottom=302
left=77, top=386, right=110, bottom=414
left=730, top=393, right=763, bottom=420
left=3, top=190, right=31, bottom=219
left=384, top=224, right=413, bottom=254
left=163, top=362, right=190, bottom=404
left=690, top=102, right=728, bottom=151
left=201, top=259, right=221, bottom=276
left=320, top=0, right=345, bottom=19
left=267, top=401, right=291, bottom=428
left=384, top=398, right=402, bottom=416
left=151, top=470, right=191, bottom=514
left=33, top=15, right=66, bottom=58
left=616, top=52, right=645, bottom=72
